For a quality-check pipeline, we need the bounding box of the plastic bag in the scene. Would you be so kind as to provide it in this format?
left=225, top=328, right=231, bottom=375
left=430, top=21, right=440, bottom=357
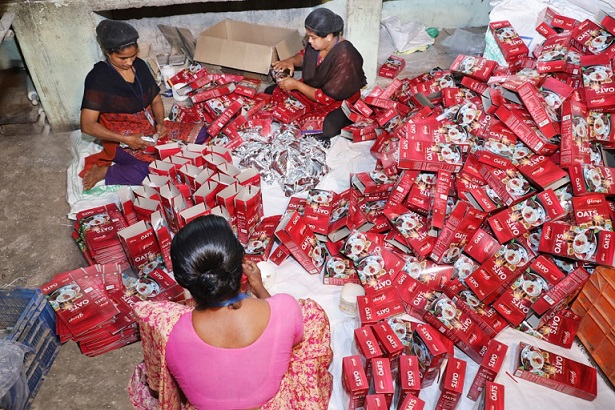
left=380, top=16, right=435, bottom=54
left=0, top=340, right=31, bottom=410
left=441, top=29, right=486, bottom=56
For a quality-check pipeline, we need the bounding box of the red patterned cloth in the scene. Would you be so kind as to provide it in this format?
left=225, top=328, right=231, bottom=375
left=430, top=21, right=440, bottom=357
left=128, top=298, right=333, bottom=409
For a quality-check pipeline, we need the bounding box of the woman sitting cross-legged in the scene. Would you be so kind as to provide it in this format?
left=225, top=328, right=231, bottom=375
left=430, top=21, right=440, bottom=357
left=128, top=215, right=333, bottom=409
left=268, top=8, right=367, bottom=145
left=80, top=19, right=204, bottom=191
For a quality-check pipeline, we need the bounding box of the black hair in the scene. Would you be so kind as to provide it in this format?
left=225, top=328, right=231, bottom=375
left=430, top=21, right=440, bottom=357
left=96, top=20, right=140, bottom=54
left=171, top=215, right=245, bottom=308
left=105, top=41, right=138, bottom=55
left=304, top=8, right=344, bottom=38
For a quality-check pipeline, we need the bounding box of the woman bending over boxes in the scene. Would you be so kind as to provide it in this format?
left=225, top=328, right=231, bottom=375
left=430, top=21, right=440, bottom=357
left=268, top=8, right=367, bottom=146
left=79, top=20, right=205, bottom=191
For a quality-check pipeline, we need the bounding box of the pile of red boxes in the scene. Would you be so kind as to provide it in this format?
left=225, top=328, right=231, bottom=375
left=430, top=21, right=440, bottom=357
left=55, top=142, right=265, bottom=355
left=331, top=7, right=615, bottom=409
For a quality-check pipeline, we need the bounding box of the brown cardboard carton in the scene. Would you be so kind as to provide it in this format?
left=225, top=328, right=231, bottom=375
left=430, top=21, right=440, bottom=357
left=571, top=266, right=615, bottom=385
left=194, top=19, right=303, bottom=74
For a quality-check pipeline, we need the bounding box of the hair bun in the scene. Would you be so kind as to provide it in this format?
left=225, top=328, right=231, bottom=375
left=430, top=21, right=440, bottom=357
left=96, top=19, right=139, bottom=51
left=305, top=8, right=344, bottom=35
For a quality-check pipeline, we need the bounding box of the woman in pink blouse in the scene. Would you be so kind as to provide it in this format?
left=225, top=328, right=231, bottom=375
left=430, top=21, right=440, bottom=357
left=165, top=215, right=304, bottom=409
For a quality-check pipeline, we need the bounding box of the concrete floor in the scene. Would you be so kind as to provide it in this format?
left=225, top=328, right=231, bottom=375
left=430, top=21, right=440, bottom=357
left=0, top=27, right=482, bottom=409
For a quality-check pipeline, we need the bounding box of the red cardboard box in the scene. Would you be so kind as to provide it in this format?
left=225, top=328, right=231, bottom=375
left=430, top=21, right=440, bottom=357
left=354, top=325, right=384, bottom=382
left=571, top=193, right=613, bottom=230
left=342, top=355, right=369, bottom=410
left=372, top=321, right=405, bottom=369
left=487, top=189, right=566, bottom=244
left=444, top=284, right=508, bottom=338
left=323, top=256, right=361, bottom=286
left=572, top=19, right=615, bottom=56
left=436, top=357, right=467, bottom=410
left=516, top=154, right=570, bottom=191
left=234, top=77, right=260, bottom=98
left=539, top=7, right=577, bottom=31
left=517, top=82, right=560, bottom=139
left=531, top=266, right=590, bottom=316
left=478, top=381, right=505, bottom=410
left=365, top=394, right=389, bottom=410
left=559, top=91, right=591, bottom=169
left=243, top=215, right=280, bottom=263
left=466, top=238, right=536, bottom=305
left=357, top=288, right=405, bottom=325
left=370, top=358, right=394, bottom=408
left=272, top=95, right=307, bottom=124
left=397, top=355, right=421, bottom=406
left=190, top=82, right=236, bottom=104
left=535, top=32, right=569, bottom=72
left=303, top=188, right=336, bottom=241
left=467, top=339, right=508, bottom=401
left=117, top=221, right=164, bottom=276
left=450, top=54, right=498, bottom=82
left=513, top=342, right=597, bottom=401
left=398, top=139, right=468, bottom=173
left=398, top=394, right=425, bottom=410
left=409, top=323, right=448, bottom=388
left=494, top=105, right=559, bottom=156
left=405, top=171, right=438, bottom=215
left=464, top=229, right=501, bottom=265
left=274, top=211, right=325, bottom=275
left=493, top=255, right=566, bottom=326
left=490, top=20, right=530, bottom=65
left=430, top=201, right=486, bottom=265
left=527, top=307, right=582, bottom=349
left=568, top=164, right=615, bottom=196
left=352, top=170, right=397, bottom=196
left=580, top=54, right=615, bottom=112
left=234, top=185, right=263, bottom=245
left=479, top=163, right=537, bottom=207
left=341, top=120, right=380, bottom=142
left=340, top=230, right=386, bottom=263
left=384, top=204, right=435, bottom=258
left=538, top=221, right=615, bottom=266
left=423, top=293, right=492, bottom=364
left=355, top=253, right=395, bottom=295
left=379, top=55, right=406, bottom=78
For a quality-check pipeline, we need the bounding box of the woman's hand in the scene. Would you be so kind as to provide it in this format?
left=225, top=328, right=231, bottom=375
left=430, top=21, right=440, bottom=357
left=277, top=77, right=300, bottom=93
left=124, top=133, right=154, bottom=151
left=242, top=259, right=271, bottom=299
left=277, top=78, right=318, bottom=101
left=272, top=57, right=295, bottom=77
left=156, top=122, right=168, bottom=139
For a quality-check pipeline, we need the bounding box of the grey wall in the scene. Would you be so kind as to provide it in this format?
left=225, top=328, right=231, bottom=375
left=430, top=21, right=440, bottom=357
left=6, top=0, right=491, bottom=132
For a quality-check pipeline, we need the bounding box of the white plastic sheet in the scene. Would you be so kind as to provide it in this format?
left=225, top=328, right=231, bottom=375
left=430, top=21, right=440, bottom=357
left=489, top=0, right=598, bottom=52
left=66, top=131, right=123, bottom=220
left=262, top=136, right=615, bottom=410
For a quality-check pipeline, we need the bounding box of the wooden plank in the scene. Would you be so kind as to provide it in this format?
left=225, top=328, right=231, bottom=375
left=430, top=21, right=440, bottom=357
left=0, top=12, right=14, bottom=44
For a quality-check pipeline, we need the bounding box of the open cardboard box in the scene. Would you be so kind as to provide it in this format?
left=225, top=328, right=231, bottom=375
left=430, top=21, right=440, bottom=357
left=193, top=19, right=304, bottom=75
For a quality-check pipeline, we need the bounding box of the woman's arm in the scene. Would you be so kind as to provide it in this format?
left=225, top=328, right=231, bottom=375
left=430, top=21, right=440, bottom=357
left=272, top=53, right=304, bottom=77
left=276, top=77, right=318, bottom=101
left=80, top=108, right=153, bottom=151
left=242, top=259, right=271, bottom=299
left=150, top=94, right=168, bottom=138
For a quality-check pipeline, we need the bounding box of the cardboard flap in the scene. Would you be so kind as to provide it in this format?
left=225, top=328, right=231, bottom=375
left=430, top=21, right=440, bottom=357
left=276, top=34, right=304, bottom=61
left=158, top=24, right=195, bottom=60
